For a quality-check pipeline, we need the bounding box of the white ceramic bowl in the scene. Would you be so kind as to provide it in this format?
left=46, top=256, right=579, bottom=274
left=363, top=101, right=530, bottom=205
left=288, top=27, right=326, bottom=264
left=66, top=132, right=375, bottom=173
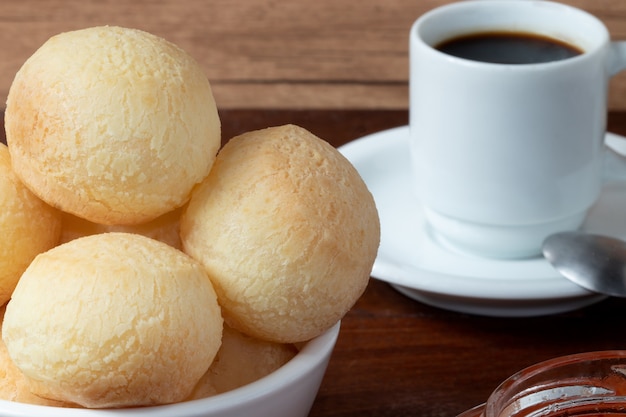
left=0, top=321, right=340, bottom=417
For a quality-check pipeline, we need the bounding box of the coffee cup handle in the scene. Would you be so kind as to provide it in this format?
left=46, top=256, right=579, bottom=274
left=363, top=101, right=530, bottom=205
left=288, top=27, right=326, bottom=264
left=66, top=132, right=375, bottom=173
left=604, top=144, right=626, bottom=182
left=604, top=145, right=626, bottom=182
left=601, top=41, right=626, bottom=182
left=609, top=41, right=626, bottom=76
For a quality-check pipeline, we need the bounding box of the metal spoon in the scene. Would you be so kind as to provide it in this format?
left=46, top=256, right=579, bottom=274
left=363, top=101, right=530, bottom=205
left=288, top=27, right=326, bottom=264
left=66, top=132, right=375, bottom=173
left=543, top=231, right=626, bottom=297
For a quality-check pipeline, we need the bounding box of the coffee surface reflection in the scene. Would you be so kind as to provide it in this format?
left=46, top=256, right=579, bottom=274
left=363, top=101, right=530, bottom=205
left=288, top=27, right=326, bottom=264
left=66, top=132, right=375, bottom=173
left=436, top=31, right=583, bottom=64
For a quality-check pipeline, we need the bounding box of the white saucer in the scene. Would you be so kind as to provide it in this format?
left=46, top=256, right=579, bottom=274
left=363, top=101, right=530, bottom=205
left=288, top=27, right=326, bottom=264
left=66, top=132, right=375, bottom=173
left=339, top=126, right=626, bottom=317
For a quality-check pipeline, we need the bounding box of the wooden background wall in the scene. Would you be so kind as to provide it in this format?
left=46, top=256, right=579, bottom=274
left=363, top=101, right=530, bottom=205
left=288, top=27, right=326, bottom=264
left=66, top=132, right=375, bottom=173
left=1, top=0, right=626, bottom=110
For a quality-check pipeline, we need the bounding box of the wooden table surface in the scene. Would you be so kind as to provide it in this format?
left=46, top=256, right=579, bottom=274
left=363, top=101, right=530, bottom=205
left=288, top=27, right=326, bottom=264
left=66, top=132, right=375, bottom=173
left=4, top=109, right=626, bottom=416
left=3, top=0, right=626, bottom=111
left=5, top=1, right=626, bottom=416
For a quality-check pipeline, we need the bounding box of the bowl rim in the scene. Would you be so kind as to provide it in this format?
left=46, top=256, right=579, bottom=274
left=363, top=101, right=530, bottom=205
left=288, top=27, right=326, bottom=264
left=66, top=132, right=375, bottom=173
left=0, top=321, right=341, bottom=416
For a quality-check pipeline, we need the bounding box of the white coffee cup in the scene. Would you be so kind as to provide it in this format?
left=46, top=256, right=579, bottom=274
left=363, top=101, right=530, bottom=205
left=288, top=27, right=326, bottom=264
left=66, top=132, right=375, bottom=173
left=409, top=0, right=626, bottom=259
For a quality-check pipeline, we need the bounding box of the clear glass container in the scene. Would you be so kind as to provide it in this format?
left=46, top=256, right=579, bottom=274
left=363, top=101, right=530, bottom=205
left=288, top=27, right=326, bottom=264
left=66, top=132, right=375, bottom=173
left=458, top=351, right=626, bottom=417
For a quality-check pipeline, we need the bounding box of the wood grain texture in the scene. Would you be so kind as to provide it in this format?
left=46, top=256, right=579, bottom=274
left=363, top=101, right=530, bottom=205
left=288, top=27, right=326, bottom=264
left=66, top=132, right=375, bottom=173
left=2, top=0, right=626, bottom=110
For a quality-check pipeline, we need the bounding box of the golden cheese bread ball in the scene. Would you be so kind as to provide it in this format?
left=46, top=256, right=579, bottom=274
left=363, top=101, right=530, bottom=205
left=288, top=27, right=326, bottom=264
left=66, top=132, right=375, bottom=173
left=181, top=124, right=380, bottom=343
left=2, top=232, right=223, bottom=408
left=0, top=306, right=72, bottom=407
left=59, top=206, right=184, bottom=250
left=0, top=143, right=61, bottom=306
left=187, top=324, right=297, bottom=400
left=5, top=25, right=221, bottom=225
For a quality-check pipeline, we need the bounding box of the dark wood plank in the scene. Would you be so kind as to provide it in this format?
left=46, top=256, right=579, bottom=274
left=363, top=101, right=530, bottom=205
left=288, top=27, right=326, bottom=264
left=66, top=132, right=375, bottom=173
left=311, top=279, right=626, bottom=417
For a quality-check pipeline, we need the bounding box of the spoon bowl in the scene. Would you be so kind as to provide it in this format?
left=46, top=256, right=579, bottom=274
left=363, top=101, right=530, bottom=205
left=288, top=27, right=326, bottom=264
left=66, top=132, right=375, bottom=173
left=543, top=231, right=626, bottom=298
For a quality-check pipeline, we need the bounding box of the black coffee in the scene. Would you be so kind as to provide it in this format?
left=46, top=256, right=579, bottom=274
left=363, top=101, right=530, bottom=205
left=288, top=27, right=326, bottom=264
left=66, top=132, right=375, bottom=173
left=435, top=32, right=583, bottom=64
